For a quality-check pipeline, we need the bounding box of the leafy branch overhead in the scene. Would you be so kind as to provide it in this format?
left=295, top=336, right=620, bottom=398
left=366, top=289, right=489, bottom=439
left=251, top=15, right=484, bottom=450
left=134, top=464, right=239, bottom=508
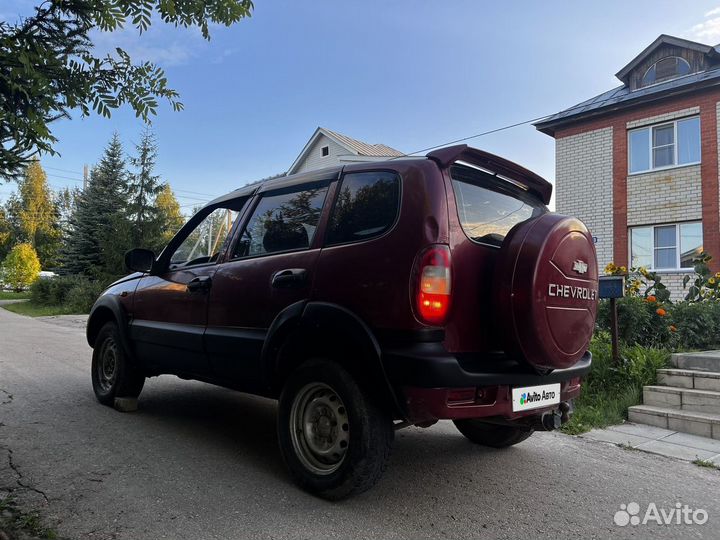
left=0, top=0, right=254, bottom=179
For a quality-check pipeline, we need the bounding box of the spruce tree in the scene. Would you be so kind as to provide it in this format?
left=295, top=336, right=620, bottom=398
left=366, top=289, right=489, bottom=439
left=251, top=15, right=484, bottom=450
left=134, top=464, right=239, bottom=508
left=127, top=129, right=163, bottom=249
left=63, top=133, right=130, bottom=277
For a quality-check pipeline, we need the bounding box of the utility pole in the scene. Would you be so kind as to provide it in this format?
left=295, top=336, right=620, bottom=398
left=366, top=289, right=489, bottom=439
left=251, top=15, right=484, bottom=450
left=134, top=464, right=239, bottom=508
left=83, top=164, right=89, bottom=191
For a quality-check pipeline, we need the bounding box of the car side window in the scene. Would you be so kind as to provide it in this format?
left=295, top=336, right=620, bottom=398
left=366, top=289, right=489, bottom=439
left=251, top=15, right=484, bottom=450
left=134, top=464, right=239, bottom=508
left=326, top=171, right=400, bottom=245
left=233, top=185, right=329, bottom=258
left=169, top=206, right=240, bottom=268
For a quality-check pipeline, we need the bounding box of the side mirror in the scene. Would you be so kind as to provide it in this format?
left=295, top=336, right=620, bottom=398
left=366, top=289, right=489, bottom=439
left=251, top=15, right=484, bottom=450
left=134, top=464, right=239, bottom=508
left=124, top=248, right=156, bottom=273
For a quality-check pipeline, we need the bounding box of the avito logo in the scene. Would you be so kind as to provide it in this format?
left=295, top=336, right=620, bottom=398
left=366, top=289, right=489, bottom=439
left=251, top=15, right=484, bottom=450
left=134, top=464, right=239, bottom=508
left=520, top=390, right=556, bottom=405
left=614, top=502, right=708, bottom=527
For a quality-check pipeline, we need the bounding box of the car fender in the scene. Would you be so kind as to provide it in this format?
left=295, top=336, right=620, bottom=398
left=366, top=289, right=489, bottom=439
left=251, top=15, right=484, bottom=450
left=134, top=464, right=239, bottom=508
left=263, top=301, right=403, bottom=417
left=86, top=294, right=131, bottom=356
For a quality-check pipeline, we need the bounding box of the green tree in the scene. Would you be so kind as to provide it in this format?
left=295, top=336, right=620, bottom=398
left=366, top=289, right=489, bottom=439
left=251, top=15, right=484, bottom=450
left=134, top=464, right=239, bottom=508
left=127, top=129, right=163, bottom=249
left=16, top=161, right=62, bottom=268
left=0, top=0, right=254, bottom=179
left=0, top=208, right=12, bottom=259
left=2, top=243, right=41, bottom=291
left=63, top=133, right=131, bottom=277
left=155, top=183, right=185, bottom=249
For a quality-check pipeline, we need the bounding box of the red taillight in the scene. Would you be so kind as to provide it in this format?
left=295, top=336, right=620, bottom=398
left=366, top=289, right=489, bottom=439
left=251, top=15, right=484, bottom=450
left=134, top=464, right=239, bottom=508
left=414, top=245, right=452, bottom=325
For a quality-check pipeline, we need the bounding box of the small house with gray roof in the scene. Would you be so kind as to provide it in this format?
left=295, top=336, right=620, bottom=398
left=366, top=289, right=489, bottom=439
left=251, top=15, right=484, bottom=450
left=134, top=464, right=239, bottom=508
left=288, top=127, right=404, bottom=176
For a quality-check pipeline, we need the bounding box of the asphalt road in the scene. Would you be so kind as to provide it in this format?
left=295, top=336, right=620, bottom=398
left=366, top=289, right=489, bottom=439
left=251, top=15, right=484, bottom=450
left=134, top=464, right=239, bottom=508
left=1, top=306, right=719, bottom=540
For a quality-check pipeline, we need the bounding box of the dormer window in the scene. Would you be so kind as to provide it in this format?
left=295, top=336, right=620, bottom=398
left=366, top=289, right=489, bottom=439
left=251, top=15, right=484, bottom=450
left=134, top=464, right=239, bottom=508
left=641, top=56, right=691, bottom=87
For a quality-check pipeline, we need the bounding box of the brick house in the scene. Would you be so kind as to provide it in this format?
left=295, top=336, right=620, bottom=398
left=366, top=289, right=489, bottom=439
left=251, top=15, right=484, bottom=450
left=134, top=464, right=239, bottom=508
left=535, top=34, right=720, bottom=299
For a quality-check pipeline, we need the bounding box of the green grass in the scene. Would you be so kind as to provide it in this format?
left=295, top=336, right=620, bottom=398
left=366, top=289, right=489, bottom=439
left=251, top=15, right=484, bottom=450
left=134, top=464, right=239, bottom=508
left=2, top=301, right=82, bottom=317
left=0, top=290, right=31, bottom=300
left=692, top=458, right=720, bottom=470
left=560, top=333, right=670, bottom=435
left=0, top=496, right=59, bottom=539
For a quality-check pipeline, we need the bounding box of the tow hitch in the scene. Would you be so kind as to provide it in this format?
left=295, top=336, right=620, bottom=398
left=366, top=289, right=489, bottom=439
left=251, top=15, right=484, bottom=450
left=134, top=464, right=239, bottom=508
left=540, top=401, right=573, bottom=431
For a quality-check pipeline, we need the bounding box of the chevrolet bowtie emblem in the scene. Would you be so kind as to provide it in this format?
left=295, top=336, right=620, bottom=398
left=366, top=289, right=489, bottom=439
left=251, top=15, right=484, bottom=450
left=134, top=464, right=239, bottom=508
left=572, top=260, right=588, bottom=274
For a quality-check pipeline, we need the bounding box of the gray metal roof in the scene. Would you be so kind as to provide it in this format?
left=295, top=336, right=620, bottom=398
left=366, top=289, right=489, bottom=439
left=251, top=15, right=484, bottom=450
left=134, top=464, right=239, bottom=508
left=535, top=68, right=720, bottom=135
left=321, top=127, right=404, bottom=157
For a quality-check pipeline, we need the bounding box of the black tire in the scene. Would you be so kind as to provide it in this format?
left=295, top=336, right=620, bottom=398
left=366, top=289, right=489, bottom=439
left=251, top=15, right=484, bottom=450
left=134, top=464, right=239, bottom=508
left=91, top=322, right=145, bottom=406
left=453, top=419, right=533, bottom=448
left=277, top=359, right=394, bottom=500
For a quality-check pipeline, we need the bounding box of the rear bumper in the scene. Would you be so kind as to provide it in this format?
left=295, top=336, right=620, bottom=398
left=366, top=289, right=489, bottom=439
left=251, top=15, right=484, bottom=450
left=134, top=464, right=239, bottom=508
left=382, top=343, right=591, bottom=423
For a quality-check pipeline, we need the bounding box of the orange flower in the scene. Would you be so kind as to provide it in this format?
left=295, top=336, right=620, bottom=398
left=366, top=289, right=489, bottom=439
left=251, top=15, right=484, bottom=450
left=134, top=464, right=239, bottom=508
left=646, top=295, right=657, bottom=303
left=669, top=325, right=677, bottom=332
left=656, top=308, right=667, bottom=317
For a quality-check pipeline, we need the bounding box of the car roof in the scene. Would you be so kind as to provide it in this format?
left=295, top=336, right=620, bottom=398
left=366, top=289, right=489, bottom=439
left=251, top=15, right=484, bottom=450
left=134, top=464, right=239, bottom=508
left=205, top=159, right=415, bottom=207
left=205, top=145, right=553, bottom=207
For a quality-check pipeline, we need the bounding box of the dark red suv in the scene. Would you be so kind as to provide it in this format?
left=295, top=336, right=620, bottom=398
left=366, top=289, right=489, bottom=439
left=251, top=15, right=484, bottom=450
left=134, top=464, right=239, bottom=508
left=87, top=144, right=598, bottom=499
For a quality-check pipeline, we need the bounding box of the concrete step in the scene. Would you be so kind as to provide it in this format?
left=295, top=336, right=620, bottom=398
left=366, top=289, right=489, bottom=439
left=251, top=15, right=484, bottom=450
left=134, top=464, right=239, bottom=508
left=657, top=368, right=720, bottom=391
left=644, top=385, right=720, bottom=415
left=671, top=351, right=720, bottom=372
left=628, top=404, right=720, bottom=439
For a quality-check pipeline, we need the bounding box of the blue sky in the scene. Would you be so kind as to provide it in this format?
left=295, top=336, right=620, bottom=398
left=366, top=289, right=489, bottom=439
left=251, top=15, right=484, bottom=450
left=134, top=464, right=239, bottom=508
left=5, top=1, right=720, bottom=210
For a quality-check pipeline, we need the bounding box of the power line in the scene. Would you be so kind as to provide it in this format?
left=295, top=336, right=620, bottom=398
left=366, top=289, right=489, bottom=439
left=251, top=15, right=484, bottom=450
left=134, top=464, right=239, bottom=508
left=396, top=114, right=553, bottom=158
left=392, top=90, right=627, bottom=158
left=46, top=173, right=83, bottom=182
left=173, top=187, right=221, bottom=197
left=45, top=166, right=83, bottom=175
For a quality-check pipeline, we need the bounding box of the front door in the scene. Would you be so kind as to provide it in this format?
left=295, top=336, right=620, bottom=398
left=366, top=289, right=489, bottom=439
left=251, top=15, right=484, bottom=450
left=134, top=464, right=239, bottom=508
left=206, top=180, right=333, bottom=384
left=131, top=204, right=243, bottom=376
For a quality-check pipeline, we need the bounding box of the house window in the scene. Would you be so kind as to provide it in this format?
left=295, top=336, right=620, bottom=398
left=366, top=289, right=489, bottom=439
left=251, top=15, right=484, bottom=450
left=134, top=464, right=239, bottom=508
left=630, top=222, right=703, bottom=270
left=628, top=116, right=700, bottom=174
left=321, top=146, right=329, bottom=157
left=641, top=57, right=691, bottom=87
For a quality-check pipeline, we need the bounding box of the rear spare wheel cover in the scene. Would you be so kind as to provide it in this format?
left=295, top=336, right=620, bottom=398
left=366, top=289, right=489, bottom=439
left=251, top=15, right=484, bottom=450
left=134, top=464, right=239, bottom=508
left=495, top=213, right=598, bottom=370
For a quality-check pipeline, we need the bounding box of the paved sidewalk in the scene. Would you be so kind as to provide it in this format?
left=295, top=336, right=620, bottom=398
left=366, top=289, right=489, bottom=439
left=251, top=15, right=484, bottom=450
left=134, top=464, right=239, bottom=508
left=581, top=422, right=720, bottom=464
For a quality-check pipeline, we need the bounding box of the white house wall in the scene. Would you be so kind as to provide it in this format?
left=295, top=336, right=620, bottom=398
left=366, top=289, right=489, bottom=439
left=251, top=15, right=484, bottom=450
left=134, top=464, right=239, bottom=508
left=555, top=127, right=615, bottom=269
left=293, top=134, right=351, bottom=174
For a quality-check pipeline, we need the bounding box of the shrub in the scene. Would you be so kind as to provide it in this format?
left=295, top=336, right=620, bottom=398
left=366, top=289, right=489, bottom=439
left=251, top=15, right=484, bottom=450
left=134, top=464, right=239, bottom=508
left=2, top=243, right=41, bottom=291
left=604, top=262, right=670, bottom=302
left=562, top=333, right=670, bottom=434
left=30, top=274, right=83, bottom=306
left=28, top=274, right=105, bottom=313
left=667, top=302, right=720, bottom=350
left=681, top=252, right=720, bottom=302
left=64, top=280, right=106, bottom=313
left=596, top=296, right=672, bottom=348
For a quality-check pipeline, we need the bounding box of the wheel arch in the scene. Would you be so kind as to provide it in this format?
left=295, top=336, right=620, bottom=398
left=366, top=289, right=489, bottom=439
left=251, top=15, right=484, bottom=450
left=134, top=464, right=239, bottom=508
left=86, top=295, right=130, bottom=351
left=263, top=301, right=403, bottom=418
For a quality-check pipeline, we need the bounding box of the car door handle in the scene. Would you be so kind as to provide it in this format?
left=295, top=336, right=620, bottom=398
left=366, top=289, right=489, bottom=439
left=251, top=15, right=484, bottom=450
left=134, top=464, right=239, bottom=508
left=187, top=275, right=212, bottom=292
left=271, top=268, right=308, bottom=289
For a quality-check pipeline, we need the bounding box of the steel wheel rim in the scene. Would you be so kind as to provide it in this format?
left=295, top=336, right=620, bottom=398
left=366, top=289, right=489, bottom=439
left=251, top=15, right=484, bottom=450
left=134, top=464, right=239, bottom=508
left=97, top=338, right=118, bottom=393
left=289, top=382, right=350, bottom=475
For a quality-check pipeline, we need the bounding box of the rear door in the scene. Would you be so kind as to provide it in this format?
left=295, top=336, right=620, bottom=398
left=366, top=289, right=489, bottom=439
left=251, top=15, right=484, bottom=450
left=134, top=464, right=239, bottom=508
left=206, top=177, right=335, bottom=384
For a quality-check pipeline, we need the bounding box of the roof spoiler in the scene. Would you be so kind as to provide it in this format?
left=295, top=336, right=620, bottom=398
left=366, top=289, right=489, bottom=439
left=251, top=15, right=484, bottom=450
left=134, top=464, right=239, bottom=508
left=426, top=144, right=552, bottom=205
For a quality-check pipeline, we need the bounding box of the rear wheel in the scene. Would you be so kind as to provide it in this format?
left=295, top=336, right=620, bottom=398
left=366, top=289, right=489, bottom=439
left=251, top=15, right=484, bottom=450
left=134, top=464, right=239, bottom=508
left=91, top=322, right=145, bottom=406
left=453, top=419, right=533, bottom=448
left=277, top=359, right=393, bottom=500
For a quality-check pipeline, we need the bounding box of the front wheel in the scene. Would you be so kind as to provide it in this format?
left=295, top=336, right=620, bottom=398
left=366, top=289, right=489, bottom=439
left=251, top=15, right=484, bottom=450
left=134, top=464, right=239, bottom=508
left=91, top=322, right=145, bottom=406
left=277, top=360, right=393, bottom=500
left=453, top=419, right=533, bottom=448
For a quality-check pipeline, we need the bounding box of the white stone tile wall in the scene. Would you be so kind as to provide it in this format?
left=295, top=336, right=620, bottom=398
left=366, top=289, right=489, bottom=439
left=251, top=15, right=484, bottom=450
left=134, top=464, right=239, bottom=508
left=556, top=127, right=614, bottom=268
left=626, top=107, right=700, bottom=129
left=626, top=165, right=702, bottom=227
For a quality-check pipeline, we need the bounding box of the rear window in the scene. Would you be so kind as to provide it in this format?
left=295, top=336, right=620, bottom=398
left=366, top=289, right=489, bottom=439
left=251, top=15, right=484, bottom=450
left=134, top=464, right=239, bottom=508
left=326, top=171, right=400, bottom=245
left=233, top=184, right=329, bottom=258
left=451, top=164, right=546, bottom=247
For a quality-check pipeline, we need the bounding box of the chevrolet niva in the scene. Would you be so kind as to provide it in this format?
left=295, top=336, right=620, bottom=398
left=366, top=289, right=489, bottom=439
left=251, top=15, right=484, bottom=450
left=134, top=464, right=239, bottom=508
left=86, top=144, right=598, bottom=499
